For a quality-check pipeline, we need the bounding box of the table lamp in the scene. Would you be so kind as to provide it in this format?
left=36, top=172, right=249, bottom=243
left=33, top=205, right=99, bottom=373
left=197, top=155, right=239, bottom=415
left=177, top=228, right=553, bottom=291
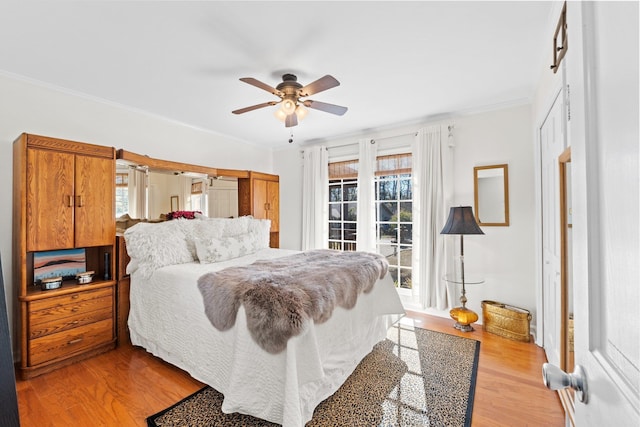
left=441, top=206, right=484, bottom=331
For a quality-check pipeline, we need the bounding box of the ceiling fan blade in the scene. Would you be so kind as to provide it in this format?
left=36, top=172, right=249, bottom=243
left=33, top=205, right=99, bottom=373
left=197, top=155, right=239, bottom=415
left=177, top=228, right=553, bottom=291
left=285, top=113, right=298, bottom=127
left=239, top=77, right=282, bottom=97
left=232, top=101, right=278, bottom=114
left=298, top=75, right=340, bottom=97
left=303, top=100, right=348, bottom=116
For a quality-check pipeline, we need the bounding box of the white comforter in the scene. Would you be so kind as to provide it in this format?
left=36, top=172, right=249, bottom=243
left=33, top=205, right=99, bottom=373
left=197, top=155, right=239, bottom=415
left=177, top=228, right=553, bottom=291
left=128, top=248, right=405, bottom=426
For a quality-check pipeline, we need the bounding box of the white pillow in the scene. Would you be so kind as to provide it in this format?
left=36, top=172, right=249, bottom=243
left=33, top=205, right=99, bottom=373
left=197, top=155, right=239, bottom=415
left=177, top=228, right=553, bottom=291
left=221, top=215, right=253, bottom=236
left=124, top=221, right=194, bottom=278
left=195, top=234, right=256, bottom=263
left=248, top=218, right=271, bottom=250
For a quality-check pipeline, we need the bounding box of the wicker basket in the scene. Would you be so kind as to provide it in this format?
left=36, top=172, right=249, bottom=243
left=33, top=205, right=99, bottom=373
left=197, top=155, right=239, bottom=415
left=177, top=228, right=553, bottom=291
left=481, top=300, right=532, bottom=342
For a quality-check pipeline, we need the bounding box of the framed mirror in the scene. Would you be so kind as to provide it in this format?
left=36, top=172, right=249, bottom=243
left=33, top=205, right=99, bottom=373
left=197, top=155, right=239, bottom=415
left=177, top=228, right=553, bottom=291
left=115, top=150, right=243, bottom=226
left=474, top=164, right=509, bottom=226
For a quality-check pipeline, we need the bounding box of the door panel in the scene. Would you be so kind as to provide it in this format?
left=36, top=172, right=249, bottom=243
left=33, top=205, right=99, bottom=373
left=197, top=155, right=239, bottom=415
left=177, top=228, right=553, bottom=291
left=26, top=149, right=75, bottom=251
left=568, top=2, right=639, bottom=424
left=75, top=155, right=115, bottom=247
left=252, top=179, right=268, bottom=220
left=540, top=91, right=565, bottom=367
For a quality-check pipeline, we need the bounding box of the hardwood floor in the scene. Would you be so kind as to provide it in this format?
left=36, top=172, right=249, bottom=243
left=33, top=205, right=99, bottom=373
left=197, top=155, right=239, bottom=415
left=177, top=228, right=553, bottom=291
left=15, top=311, right=564, bottom=426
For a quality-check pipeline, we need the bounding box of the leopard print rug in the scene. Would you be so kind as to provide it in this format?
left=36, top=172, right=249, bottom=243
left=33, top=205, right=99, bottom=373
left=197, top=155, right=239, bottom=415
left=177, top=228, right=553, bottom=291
left=147, top=324, right=480, bottom=427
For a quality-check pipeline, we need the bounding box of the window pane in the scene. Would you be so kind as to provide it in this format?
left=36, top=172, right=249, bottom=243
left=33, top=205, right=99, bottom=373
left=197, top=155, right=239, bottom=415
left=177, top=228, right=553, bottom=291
left=344, top=202, right=357, bottom=221
left=400, top=202, right=412, bottom=221
left=329, top=204, right=341, bottom=220
left=344, top=222, right=356, bottom=241
left=399, top=224, right=412, bottom=244
left=399, top=268, right=413, bottom=289
left=380, top=202, right=398, bottom=221
left=399, top=179, right=412, bottom=200
left=377, top=243, right=396, bottom=258
left=344, top=183, right=357, bottom=201
left=329, top=222, right=342, bottom=240
left=329, top=185, right=342, bottom=202
left=377, top=180, right=397, bottom=201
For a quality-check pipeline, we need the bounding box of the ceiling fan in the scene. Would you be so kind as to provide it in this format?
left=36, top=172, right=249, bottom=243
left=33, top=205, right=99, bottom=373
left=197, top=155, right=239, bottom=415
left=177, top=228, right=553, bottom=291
left=232, top=73, right=348, bottom=127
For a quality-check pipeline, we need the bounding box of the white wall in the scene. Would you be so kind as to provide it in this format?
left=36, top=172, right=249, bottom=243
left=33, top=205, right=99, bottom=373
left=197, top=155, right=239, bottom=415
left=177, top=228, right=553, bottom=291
left=0, top=73, right=274, bottom=354
left=274, top=104, right=538, bottom=327
left=450, top=105, right=536, bottom=323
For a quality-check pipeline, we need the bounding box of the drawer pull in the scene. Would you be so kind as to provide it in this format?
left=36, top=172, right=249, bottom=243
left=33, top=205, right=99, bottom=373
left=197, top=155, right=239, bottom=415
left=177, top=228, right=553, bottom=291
left=71, top=295, right=79, bottom=300
left=71, top=320, right=79, bottom=325
left=67, top=338, right=83, bottom=345
left=71, top=307, right=80, bottom=313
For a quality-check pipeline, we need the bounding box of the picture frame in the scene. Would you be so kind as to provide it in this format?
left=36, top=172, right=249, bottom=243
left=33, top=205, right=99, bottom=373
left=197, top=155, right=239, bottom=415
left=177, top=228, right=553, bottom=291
left=33, top=248, right=86, bottom=283
left=170, top=195, right=179, bottom=211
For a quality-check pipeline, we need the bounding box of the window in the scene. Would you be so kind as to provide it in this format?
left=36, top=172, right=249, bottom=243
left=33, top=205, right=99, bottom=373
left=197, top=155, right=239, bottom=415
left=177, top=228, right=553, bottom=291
left=328, top=160, right=358, bottom=251
left=328, top=153, right=413, bottom=289
left=375, top=154, right=413, bottom=290
left=115, top=172, right=129, bottom=217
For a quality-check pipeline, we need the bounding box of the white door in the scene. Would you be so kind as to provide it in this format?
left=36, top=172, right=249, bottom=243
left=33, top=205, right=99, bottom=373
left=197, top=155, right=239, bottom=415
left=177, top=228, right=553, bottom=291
left=540, top=91, right=565, bottom=367
left=556, top=2, right=639, bottom=424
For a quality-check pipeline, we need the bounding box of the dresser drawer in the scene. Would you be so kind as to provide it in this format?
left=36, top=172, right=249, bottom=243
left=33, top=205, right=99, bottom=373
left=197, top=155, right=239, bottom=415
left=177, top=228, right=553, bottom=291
left=29, top=292, right=113, bottom=330
left=29, top=305, right=112, bottom=339
left=29, top=287, right=113, bottom=312
left=29, top=318, right=113, bottom=366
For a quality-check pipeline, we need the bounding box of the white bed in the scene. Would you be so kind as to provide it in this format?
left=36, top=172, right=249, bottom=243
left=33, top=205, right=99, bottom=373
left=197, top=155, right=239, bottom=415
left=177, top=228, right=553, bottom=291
left=124, top=217, right=405, bottom=426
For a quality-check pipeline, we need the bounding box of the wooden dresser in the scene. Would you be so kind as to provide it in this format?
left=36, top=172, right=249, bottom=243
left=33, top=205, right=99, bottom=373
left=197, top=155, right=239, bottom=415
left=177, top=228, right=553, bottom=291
left=13, top=133, right=117, bottom=379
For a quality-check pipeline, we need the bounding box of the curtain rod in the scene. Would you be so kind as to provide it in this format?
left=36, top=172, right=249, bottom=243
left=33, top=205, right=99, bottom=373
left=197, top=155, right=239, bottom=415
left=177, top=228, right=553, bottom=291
left=326, top=131, right=418, bottom=150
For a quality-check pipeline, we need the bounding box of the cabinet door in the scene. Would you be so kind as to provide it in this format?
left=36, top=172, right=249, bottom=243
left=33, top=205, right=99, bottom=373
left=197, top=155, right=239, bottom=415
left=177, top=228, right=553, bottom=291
left=74, top=155, right=115, bottom=247
left=252, top=179, right=279, bottom=229
left=26, top=149, right=75, bottom=251
left=252, top=179, right=269, bottom=220
left=266, top=180, right=279, bottom=232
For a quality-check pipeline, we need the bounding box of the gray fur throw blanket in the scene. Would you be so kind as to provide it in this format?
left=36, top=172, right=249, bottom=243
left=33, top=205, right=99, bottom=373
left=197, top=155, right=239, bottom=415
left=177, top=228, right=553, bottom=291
left=197, top=249, right=389, bottom=354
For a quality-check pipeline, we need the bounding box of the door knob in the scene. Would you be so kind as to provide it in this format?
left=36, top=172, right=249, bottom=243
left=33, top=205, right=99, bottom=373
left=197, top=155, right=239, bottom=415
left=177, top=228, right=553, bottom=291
left=542, top=363, right=588, bottom=403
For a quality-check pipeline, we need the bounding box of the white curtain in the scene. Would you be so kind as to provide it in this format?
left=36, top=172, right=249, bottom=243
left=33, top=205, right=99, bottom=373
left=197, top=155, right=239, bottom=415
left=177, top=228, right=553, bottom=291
left=302, top=146, right=329, bottom=250
left=412, top=126, right=454, bottom=309
left=179, top=176, right=192, bottom=211
left=356, top=139, right=378, bottom=252
left=128, top=168, right=148, bottom=219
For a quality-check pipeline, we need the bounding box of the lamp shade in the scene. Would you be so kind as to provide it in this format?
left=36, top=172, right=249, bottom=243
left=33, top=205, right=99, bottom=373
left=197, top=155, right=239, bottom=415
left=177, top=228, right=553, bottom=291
left=441, top=206, right=484, bottom=235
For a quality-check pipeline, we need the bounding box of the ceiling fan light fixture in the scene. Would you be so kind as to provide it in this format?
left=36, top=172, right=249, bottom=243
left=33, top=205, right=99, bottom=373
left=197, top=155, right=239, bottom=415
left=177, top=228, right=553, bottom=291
left=295, top=104, right=308, bottom=121
left=280, top=98, right=297, bottom=115
left=274, top=108, right=287, bottom=122
left=233, top=74, right=347, bottom=129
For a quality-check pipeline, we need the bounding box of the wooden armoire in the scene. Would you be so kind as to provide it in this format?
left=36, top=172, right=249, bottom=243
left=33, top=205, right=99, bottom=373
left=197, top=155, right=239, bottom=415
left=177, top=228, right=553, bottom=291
left=13, top=133, right=117, bottom=379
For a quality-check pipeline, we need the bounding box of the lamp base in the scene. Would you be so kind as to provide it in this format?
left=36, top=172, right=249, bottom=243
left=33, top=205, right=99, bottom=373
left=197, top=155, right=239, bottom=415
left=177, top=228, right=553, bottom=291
left=450, top=306, right=478, bottom=332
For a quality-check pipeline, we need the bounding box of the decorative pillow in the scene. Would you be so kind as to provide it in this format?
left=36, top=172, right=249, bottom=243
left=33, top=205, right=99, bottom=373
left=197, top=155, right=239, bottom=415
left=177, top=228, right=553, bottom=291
left=195, top=234, right=256, bottom=263
left=248, top=218, right=271, bottom=250
left=221, top=215, right=253, bottom=236
left=124, top=221, right=194, bottom=278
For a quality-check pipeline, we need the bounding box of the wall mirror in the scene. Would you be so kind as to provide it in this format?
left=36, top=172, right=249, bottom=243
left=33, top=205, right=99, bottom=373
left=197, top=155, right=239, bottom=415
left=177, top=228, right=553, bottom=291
left=474, top=164, right=509, bottom=226
left=115, top=150, right=240, bottom=224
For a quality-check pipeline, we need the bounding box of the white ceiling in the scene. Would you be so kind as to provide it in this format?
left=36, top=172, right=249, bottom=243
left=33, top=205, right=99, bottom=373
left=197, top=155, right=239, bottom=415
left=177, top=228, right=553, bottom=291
left=0, top=1, right=554, bottom=148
